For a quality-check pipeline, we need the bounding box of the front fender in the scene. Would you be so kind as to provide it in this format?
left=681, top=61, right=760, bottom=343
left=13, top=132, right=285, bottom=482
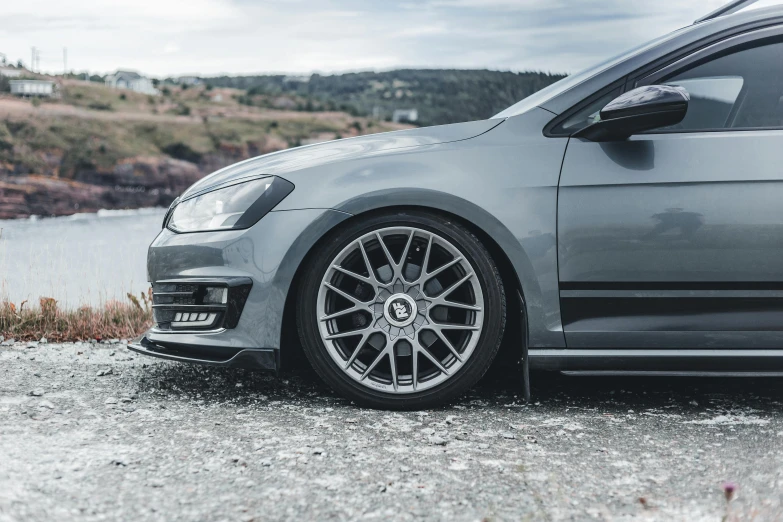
left=323, top=189, right=558, bottom=349
left=275, top=108, right=567, bottom=349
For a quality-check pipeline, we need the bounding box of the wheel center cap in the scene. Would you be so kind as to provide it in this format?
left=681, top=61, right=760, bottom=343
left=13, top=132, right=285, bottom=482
left=383, top=293, right=418, bottom=328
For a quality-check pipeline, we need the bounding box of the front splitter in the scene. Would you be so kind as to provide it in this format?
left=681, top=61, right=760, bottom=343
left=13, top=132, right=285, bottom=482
left=128, top=334, right=278, bottom=371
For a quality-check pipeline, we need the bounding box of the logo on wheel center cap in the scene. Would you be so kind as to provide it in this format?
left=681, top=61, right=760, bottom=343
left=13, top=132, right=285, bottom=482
left=391, top=300, right=410, bottom=320
left=384, top=293, right=417, bottom=327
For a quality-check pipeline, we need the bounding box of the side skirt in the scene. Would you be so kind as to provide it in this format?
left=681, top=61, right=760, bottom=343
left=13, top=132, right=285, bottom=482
left=562, top=371, right=783, bottom=377
left=529, top=348, right=783, bottom=372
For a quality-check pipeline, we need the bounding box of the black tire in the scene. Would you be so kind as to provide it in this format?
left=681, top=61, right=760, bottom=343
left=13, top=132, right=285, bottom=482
left=296, top=209, right=506, bottom=410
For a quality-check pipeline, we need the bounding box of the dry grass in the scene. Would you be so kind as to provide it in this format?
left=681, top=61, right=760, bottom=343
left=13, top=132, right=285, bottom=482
left=0, top=291, right=153, bottom=343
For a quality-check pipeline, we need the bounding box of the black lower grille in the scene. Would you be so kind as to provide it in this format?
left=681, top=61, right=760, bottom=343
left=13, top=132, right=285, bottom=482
left=152, top=277, right=253, bottom=331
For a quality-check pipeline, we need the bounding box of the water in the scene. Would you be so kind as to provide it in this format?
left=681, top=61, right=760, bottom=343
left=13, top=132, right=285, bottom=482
left=0, top=208, right=166, bottom=308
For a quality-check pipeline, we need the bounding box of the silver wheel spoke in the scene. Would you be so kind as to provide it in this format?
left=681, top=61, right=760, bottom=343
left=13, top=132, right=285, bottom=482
left=430, top=326, right=463, bottom=362
left=418, top=345, right=450, bottom=375
left=324, top=282, right=369, bottom=307
left=375, top=232, right=396, bottom=274
left=436, top=324, right=480, bottom=331
left=420, top=234, right=433, bottom=280
left=317, top=226, right=484, bottom=394
left=320, top=306, right=358, bottom=322
left=332, top=264, right=373, bottom=284
left=360, top=348, right=388, bottom=380
left=426, top=256, right=462, bottom=280
left=357, top=240, right=379, bottom=286
left=437, top=271, right=474, bottom=298
left=343, top=331, right=370, bottom=369
left=389, top=348, right=399, bottom=391
left=429, top=297, right=482, bottom=311
left=412, top=348, right=419, bottom=391
left=326, top=328, right=369, bottom=340
left=398, top=229, right=415, bottom=281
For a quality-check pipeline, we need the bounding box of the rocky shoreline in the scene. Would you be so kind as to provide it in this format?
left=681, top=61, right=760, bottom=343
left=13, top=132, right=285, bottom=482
left=0, top=149, right=263, bottom=220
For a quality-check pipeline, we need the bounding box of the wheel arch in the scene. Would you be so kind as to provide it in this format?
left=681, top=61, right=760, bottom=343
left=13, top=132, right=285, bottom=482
left=279, top=191, right=535, bottom=369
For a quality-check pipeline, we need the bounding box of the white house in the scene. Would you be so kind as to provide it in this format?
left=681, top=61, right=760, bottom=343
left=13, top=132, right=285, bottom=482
left=392, top=108, right=418, bottom=123
left=10, top=79, right=54, bottom=97
left=176, top=76, right=201, bottom=86
left=105, top=70, right=158, bottom=95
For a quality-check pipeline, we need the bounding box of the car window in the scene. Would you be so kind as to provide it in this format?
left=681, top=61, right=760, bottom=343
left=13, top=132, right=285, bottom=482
left=654, top=40, right=783, bottom=131
left=662, top=77, right=744, bottom=129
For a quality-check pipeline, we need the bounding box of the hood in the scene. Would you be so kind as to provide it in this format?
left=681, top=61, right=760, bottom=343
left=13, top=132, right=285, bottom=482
left=180, top=118, right=503, bottom=200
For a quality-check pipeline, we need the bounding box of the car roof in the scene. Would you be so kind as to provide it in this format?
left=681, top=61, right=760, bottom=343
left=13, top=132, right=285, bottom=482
left=521, top=5, right=783, bottom=117
left=696, top=0, right=783, bottom=24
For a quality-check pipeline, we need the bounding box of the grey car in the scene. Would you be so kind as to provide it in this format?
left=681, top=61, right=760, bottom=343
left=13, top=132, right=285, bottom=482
left=131, top=0, right=783, bottom=409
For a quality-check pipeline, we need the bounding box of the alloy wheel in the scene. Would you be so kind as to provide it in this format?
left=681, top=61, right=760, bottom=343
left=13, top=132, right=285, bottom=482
left=316, top=226, right=485, bottom=394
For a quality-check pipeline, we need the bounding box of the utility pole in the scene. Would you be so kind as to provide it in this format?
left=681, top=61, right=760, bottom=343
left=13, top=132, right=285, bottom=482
left=29, top=47, right=42, bottom=72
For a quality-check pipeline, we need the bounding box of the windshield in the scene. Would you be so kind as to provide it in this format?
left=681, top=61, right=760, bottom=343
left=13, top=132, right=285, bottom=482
left=493, top=26, right=691, bottom=119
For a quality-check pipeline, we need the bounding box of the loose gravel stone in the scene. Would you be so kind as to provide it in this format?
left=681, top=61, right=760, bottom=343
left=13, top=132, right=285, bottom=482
left=428, top=435, right=448, bottom=446
left=1, top=342, right=783, bottom=521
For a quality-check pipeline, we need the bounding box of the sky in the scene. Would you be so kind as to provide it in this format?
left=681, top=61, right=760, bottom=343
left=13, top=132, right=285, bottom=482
left=0, top=0, right=780, bottom=78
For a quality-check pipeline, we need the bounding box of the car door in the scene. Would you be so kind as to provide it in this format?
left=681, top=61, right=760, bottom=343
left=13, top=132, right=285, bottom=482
left=557, top=26, right=783, bottom=350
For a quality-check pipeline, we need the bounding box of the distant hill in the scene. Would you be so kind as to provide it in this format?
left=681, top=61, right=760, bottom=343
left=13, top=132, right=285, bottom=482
left=204, top=69, right=567, bottom=127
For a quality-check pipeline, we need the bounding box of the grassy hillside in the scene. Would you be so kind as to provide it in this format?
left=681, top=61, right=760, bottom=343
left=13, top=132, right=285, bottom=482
left=204, top=69, right=566, bottom=126
left=1, top=84, right=381, bottom=176
left=0, top=79, right=405, bottom=218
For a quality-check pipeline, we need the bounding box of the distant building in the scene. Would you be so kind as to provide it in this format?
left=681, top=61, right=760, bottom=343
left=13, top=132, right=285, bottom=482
left=392, top=108, right=418, bottom=124
left=0, top=67, right=23, bottom=78
left=105, top=70, right=158, bottom=95
left=176, top=76, right=201, bottom=86
left=10, top=79, right=54, bottom=97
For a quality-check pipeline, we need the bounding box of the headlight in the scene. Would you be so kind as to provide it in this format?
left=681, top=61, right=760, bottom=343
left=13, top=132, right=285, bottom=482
left=166, top=176, right=294, bottom=233
left=162, top=197, right=179, bottom=229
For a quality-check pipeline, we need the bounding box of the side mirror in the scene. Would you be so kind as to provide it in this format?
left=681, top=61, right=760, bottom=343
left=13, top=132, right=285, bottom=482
left=574, top=85, right=689, bottom=142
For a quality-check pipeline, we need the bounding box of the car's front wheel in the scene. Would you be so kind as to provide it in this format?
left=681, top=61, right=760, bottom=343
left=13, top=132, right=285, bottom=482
left=296, top=210, right=506, bottom=409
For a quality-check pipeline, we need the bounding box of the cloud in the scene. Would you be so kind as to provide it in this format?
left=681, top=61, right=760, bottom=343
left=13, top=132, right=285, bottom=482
left=0, top=0, right=767, bottom=77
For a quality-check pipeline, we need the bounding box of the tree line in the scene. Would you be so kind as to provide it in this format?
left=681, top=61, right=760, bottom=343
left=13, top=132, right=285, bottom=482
left=205, top=69, right=566, bottom=126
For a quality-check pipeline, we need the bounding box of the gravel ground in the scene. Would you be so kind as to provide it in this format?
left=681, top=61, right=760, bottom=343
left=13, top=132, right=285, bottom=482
left=2, top=340, right=783, bottom=521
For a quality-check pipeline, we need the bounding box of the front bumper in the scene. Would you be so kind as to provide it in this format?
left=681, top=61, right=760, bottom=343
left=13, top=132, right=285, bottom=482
left=135, top=208, right=352, bottom=370
left=129, top=335, right=278, bottom=370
